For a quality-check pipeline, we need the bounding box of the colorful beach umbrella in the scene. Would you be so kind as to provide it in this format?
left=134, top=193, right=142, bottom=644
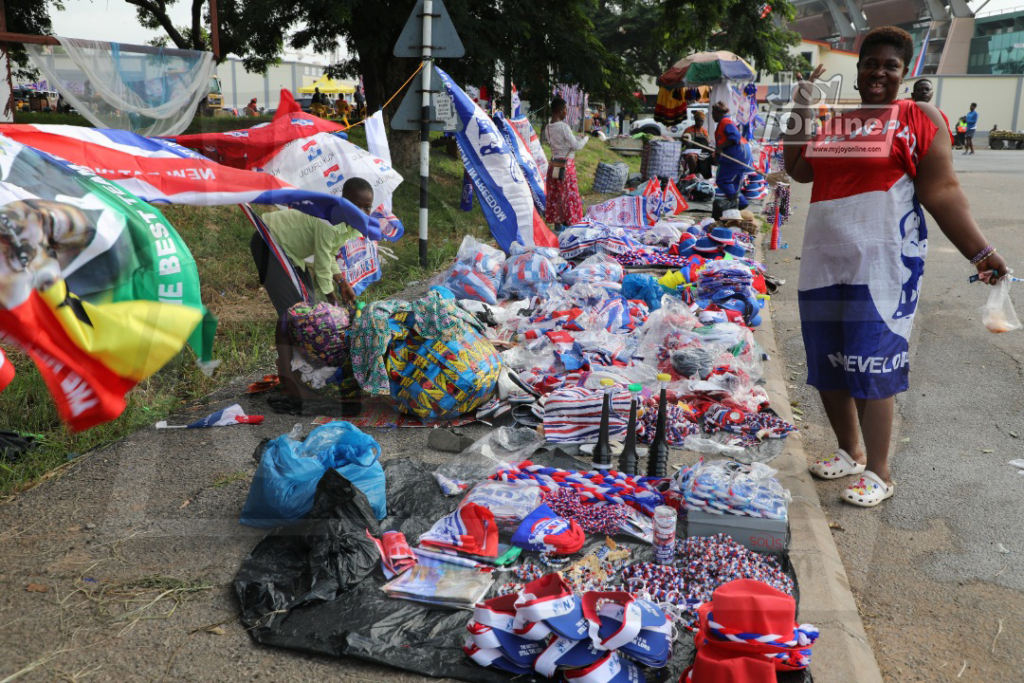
left=658, top=51, right=755, bottom=88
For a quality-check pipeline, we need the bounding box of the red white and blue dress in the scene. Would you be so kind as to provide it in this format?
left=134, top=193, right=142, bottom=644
left=798, top=99, right=948, bottom=399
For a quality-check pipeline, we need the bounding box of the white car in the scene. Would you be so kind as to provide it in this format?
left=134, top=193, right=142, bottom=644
left=631, top=108, right=709, bottom=138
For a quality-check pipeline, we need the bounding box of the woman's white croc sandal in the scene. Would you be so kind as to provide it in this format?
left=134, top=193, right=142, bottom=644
left=809, top=449, right=866, bottom=480
left=842, top=471, right=894, bottom=508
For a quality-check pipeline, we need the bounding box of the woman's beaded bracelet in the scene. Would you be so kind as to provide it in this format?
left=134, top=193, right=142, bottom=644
left=970, top=245, right=996, bottom=265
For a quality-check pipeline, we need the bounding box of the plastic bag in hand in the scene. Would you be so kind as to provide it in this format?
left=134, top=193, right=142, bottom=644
left=981, top=277, right=1022, bottom=334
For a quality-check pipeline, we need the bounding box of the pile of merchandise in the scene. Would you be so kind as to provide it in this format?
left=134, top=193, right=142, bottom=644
left=465, top=574, right=673, bottom=677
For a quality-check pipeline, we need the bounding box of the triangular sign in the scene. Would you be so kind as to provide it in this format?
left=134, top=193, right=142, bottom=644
left=394, top=0, right=465, bottom=59
left=392, top=68, right=450, bottom=132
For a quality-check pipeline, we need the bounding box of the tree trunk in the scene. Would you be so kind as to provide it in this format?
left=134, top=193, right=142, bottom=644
left=390, top=129, right=420, bottom=174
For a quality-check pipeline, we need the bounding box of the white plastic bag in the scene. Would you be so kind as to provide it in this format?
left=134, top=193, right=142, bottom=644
left=981, top=278, right=1022, bottom=334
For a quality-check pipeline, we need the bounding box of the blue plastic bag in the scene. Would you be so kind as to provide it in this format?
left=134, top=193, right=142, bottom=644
left=240, top=422, right=386, bottom=528
left=622, top=273, right=663, bottom=312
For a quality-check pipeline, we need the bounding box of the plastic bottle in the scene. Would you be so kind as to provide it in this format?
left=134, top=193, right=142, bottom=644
left=593, top=378, right=615, bottom=470
left=647, top=373, right=671, bottom=478
left=619, top=383, right=642, bottom=475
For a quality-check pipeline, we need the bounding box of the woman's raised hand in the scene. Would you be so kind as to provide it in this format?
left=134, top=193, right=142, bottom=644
left=794, top=64, right=828, bottom=107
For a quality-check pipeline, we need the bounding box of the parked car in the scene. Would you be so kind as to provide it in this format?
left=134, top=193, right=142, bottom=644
left=631, top=107, right=709, bottom=138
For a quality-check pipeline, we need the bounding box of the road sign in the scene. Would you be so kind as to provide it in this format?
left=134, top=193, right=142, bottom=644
left=392, top=68, right=447, bottom=131
left=394, top=0, right=465, bottom=59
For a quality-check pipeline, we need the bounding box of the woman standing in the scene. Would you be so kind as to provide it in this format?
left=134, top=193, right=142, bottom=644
left=544, top=96, right=588, bottom=229
left=783, top=27, right=1008, bottom=507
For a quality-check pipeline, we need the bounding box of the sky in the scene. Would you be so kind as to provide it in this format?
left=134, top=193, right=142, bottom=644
left=49, top=0, right=332, bottom=62
left=47, top=0, right=1024, bottom=55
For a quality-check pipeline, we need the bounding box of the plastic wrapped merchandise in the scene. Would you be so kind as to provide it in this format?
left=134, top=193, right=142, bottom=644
left=643, top=222, right=683, bottom=247
left=682, top=459, right=790, bottom=520
left=981, top=277, right=1022, bottom=333
left=561, top=253, right=624, bottom=289
left=459, top=480, right=544, bottom=531
left=433, top=426, right=546, bottom=495
left=633, top=295, right=699, bottom=363
left=500, top=245, right=558, bottom=299
left=240, top=421, right=386, bottom=527
left=443, top=236, right=507, bottom=304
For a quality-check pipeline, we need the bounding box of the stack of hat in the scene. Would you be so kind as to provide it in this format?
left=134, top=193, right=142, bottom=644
left=741, top=172, right=769, bottom=201
left=683, top=579, right=819, bottom=682
left=691, top=226, right=744, bottom=259
left=464, top=574, right=672, bottom=680
left=695, top=260, right=762, bottom=326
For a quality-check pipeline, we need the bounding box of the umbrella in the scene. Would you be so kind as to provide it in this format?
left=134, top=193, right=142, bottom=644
left=298, top=74, right=356, bottom=94
left=658, top=51, right=755, bottom=88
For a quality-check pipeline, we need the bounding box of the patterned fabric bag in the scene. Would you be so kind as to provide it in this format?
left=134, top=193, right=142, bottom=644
left=286, top=302, right=351, bottom=366
left=385, top=309, right=503, bottom=420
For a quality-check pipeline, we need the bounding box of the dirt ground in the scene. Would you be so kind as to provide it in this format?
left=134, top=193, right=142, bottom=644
left=0, top=377, right=495, bottom=682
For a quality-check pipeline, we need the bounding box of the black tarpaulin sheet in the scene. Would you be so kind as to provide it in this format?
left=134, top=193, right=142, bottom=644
left=234, top=451, right=811, bottom=683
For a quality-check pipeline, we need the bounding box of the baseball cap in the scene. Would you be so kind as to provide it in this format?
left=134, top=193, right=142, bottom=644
left=594, top=601, right=672, bottom=666
left=463, top=641, right=534, bottom=676
left=562, top=651, right=646, bottom=683
left=514, top=573, right=590, bottom=640
left=534, top=636, right=604, bottom=677
left=467, top=622, right=548, bottom=668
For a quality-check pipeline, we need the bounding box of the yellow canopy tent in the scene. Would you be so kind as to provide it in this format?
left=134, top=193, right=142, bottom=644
left=298, top=75, right=356, bottom=94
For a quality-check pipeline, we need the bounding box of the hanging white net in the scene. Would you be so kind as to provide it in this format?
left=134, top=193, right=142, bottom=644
left=26, top=38, right=215, bottom=137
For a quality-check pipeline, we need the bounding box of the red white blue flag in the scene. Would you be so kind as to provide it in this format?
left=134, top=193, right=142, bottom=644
left=0, top=123, right=383, bottom=240
left=435, top=66, right=556, bottom=251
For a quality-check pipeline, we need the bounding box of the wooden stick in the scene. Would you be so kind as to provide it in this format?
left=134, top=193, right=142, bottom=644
left=681, top=134, right=759, bottom=172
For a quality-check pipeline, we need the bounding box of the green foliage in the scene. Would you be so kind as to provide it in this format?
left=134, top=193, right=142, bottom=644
left=4, top=0, right=63, bottom=81
left=594, top=0, right=804, bottom=105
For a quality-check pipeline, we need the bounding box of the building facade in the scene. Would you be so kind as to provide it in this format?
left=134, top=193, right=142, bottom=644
left=785, top=0, right=1024, bottom=77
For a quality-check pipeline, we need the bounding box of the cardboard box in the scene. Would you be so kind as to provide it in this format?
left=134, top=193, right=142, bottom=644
left=686, top=509, right=790, bottom=555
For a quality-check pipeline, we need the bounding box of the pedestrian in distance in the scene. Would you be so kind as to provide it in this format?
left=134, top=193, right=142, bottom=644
left=910, top=79, right=933, bottom=104
left=783, top=26, right=1008, bottom=507
left=963, top=102, right=978, bottom=155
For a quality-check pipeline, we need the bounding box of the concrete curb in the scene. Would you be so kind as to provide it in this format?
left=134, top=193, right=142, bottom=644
left=753, top=247, right=884, bottom=683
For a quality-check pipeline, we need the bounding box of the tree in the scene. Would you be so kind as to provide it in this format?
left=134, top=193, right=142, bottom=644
left=594, top=0, right=804, bottom=108
left=4, top=0, right=63, bottom=81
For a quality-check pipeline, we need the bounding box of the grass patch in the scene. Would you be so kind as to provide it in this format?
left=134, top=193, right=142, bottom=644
left=210, top=471, right=249, bottom=488
left=0, top=118, right=637, bottom=497
left=65, top=575, right=214, bottom=636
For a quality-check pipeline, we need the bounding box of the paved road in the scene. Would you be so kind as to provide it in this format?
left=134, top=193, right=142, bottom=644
left=766, top=148, right=1024, bottom=682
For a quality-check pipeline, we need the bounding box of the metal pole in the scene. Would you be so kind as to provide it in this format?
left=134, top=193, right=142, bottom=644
left=419, top=0, right=433, bottom=268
